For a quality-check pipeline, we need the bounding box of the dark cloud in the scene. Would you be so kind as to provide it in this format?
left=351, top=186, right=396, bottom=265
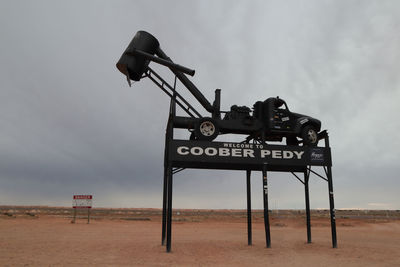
left=0, top=0, right=399, bottom=209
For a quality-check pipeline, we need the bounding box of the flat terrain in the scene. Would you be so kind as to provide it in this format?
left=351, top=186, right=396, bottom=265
left=1, top=207, right=400, bottom=266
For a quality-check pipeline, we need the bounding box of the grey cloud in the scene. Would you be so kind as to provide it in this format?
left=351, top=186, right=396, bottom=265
left=0, top=0, right=399, bottom=209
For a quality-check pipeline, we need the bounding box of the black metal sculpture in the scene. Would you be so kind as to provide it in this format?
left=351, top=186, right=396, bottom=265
left=116, top=31, right=337, bottom=252
left=117, top=31, right=322, bottom=146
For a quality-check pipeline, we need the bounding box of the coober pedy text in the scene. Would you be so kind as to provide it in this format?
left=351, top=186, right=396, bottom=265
left=176, top=143, right=305, bottom=159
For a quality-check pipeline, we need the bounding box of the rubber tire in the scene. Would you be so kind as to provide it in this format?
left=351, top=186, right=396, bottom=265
left=194, top=118, right=219, bottom=141
left=301, top=125, right=318, bottom=146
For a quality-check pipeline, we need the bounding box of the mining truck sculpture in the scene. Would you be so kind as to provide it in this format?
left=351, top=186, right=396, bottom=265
left=116, top=31, right=321, bottom=146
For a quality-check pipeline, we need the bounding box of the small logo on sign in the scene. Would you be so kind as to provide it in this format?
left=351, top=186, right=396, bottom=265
left=282, top=117, right=289, bottom=122
left=310, top=148, right=324, bottom=162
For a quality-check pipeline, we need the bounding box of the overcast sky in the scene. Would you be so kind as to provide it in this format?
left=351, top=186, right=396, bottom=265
left=1, top=1, right=399, bottom=210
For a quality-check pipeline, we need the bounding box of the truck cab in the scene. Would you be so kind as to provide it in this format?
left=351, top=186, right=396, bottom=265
left=255, top=97, right=321, bottom=146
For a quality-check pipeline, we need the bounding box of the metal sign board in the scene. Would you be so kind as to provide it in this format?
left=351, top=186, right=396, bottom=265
left=169, top=140, right=332, bottom=171
left=73, top=195, right=93, bottom=209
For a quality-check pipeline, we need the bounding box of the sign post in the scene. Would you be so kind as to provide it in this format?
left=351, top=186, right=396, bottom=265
left=72, top=195, right=93, bottom=224
left=162, top=131, right=336, bottom=252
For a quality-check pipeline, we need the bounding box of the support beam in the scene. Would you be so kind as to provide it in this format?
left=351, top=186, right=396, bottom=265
left=304, top=170, right=311, bottom=243
left=262, top=164, right=271, bottom=248
left=327, top=165, right=337, bottom=248
left=160, top=130, right=335, bottom=250
left=246, top=170, right=252, bottom=245
left=72, top=208, right=76, bottom=223
left=161, top=165, right=168, bottom=245
left=325, top=135, right=337, bottom=248
left=164, top=83, right=176, bottom=251
left=166, top=166, right=173, bottom=252
left=162, top=113, right=173, bottom=245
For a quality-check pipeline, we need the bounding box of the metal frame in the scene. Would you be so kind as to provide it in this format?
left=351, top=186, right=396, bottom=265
left=145, top=68, right=201, bottom=118
left=160, top=92, right=337, bottom=252
left=71, top=207, right=91, bottom=224
left=117, top=31, right=337, bottom=253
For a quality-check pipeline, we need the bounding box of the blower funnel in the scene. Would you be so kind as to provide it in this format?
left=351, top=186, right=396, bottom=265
left=116, top=31, right=160, bottom=83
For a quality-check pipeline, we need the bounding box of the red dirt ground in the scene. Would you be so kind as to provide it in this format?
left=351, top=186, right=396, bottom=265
left=1, top=211, right=400, bottom=266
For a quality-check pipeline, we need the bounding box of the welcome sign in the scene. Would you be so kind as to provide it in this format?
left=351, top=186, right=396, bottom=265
left=169, top=140, right=331, bottom=171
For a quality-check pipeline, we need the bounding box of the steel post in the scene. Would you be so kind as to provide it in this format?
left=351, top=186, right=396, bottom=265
left=163, top=86, right=175, bottom=248
left=262, top=164, right=271, bottom=248
left=166, top=166, right=173, bottom=252
left=327, top=165, right=337, bottom=248
left=325, top=134, right=337, bottom=248
left=246, top=170, right=252, bottom=245
left=304, top=170, right=311, bottom=243
left=161, top=165, right=168, bottom=245
left=162, top=117, right=172, bottom=245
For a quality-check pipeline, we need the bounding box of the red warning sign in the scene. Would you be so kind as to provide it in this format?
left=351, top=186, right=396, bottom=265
left=73, top=195, right=93, bottom=208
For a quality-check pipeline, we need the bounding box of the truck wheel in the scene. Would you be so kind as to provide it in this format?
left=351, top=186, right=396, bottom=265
left=301, top=125, right=318, bottom=146
left=195, top=118, right=219, bottom=141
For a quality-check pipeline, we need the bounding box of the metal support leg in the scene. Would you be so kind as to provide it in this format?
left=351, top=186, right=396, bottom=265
left=246, top=170, right=252, bottom=245
left=162, top=106, right=173, bottom=245
left=304, top=170, right=311, bottom=243
left=161, top=165, right=168, bottom=245
left=262, top=164, right=271, bottom=248
left=324, top=134, right=337, bottom=248
left=162, top=74, right=176, bottom=250
left=166, top=166, right=173, bottom=252
left=327, top=166, right=337, bottom=248
left=87, top=208, right=90, bottom=224
left=72, top=208, right=76, bottom=223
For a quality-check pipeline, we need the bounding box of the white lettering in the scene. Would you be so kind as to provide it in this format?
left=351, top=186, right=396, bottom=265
left=283, top=151, right=293, bottom=159
left=177, top=146, right=189, bottom=155
left=232, top=148, right=242, bottom=157
left=205, top=147, right=218, bottom=156
left=190, top=147, right=203, bottom=156
left=223, top=143, right=253, bottom=149
left=219, top=148, right=230, bottom=156
left=243, top=149, right=255, bottom=158
left=179, top=145, right=305, bottom=160
left=260, top=150, right=271, bottom=158
left=272, top=150, right=282, bottom=159
left=293, top=151, right=305, bottom=159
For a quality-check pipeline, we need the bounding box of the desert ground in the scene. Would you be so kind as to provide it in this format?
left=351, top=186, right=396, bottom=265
left=1, top=207, right=399, bottom=266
